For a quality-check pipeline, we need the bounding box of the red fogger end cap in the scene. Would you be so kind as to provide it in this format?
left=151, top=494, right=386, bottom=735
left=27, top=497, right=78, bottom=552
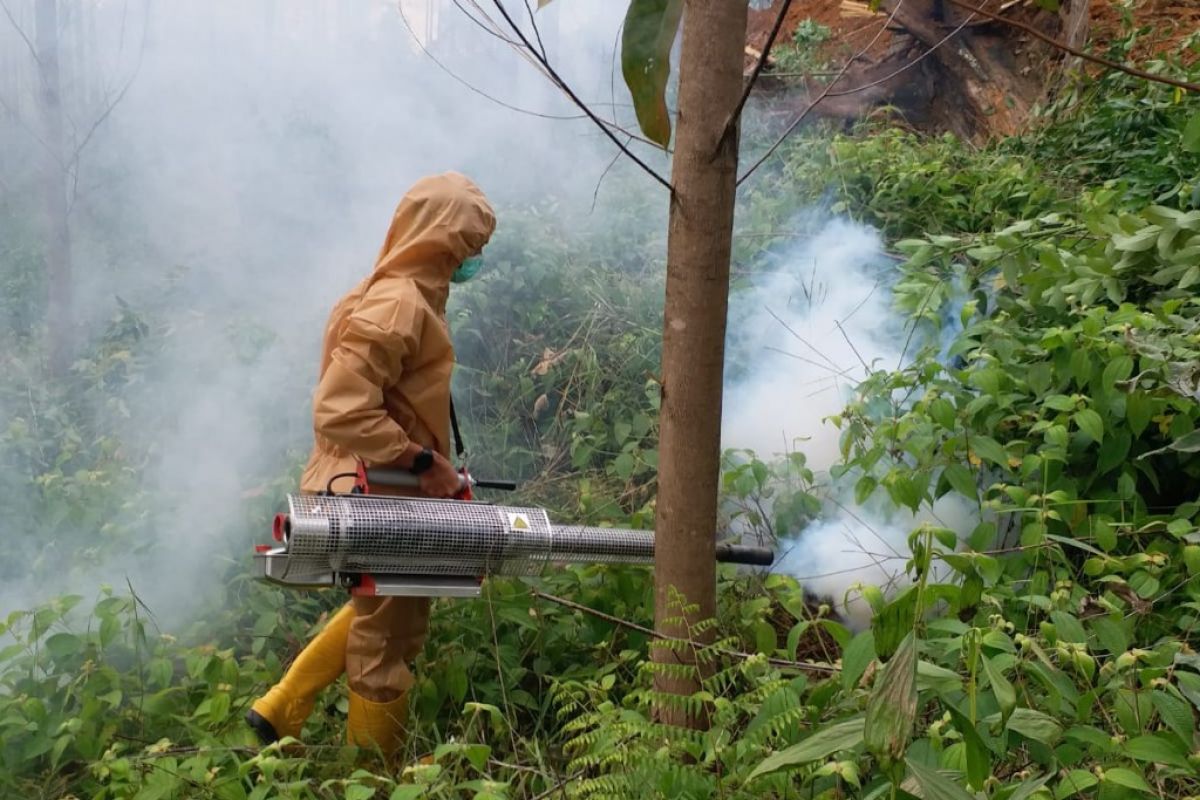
left=273, top=513, right=286, bottom=542
left=351, top=575, right=378, bottom=597
left=255, top=544, right=271, bottom=553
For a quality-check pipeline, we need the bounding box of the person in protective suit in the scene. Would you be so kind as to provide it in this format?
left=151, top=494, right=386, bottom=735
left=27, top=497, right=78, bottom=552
left=245, top=172, right=496, bottom=757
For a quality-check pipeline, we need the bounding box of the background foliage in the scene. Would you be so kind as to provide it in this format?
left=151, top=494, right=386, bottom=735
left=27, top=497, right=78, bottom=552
left=3, top=22, right=1200, bottom=800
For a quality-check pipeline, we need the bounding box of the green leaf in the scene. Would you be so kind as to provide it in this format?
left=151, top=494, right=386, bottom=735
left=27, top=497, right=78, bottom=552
left=873, top=585, right=918, bottom=659
left=946, top=706, right=990, bottom=791
left=982, top=656, right=1016, bottom=723
left=1184, top=111, right=1200, bottom=153
left=1050, top=611, right=1088, bottom=644
left=746, top=717, right=865, bottom=780
left=44, top=633, right=82, bottom=662
left=612, top=452, right=636, bottom=480
left=1128, top=570, right=1160, bottom=599
left=620, top=0, right=683, bottom=148
left=1151, top=690, right=1195, bottom=746
left=1102, top=768, right=1153, bottom=794
left=970, top=436, right=1009, bottom=468
left=1009, top=772, right=1054, bottom=800
left=1166, top=429, right=1200, bottom=453
left=1044, top=394, right=1077, bottom=412
left=943, top=464, right=978, bottom=501
left=447, top=662, right=468, bottom=705
left=856, top=474, right=878, bottom=504
left=842, top=630, right=876, bottom=692
left=1177, top=671, right=1200, bottom=709
left=346, top=786, right=376, bottom=800
left=1102, top=356, right=1134, bottom=389
left=391, top=788, right=428, bottom=800
left=1006, top=708, right=1063, bottom=745
left=1112, top=225, right=1162, bottom=253
left=865, top=631, right=918, bottom=762
left=930, top=397, right=956, bottom=429
left=905, top=757, right=974, bottom=800
left=1126, top=392, right=1152, bottom=436
left=1140, top=428, right=1200, bottom=459
left=1125, top=734, right=1190, bottom=768
left=1073, top=409, right=1104, bottom=442
left=1054, top=769, right=1098, bottom=799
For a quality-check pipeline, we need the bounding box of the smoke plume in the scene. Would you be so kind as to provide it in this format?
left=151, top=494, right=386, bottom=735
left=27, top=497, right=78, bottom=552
left=0, top=0, right=661, bottom=623
left=722, top=215, right=976, bottom=629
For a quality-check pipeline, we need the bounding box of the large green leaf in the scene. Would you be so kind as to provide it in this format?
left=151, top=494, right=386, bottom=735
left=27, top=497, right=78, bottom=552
left=1102, top=768, right=1154, bottom=794
left=620, top=0, right=683, bottom=148
left=1054, top=769, right=1098, bottom=799
left=1124, top=733, right=1191, bottom=768
left=1184, top=111, right=1200, bottom=154
left=946, top=706, right=991, bottom=791
left=1151, top=690, right=1196, bottom=747
left=842, top=630, right=876, bottom=692
left=981, top=656, right=1016, bottom=724
left=746, top=717, right=865, bottom=780
left=865, top=631, right=918, bottom=762
left=905, top=758, right=974, bottom=800
left=1005, top=708, right=1063, bottom=745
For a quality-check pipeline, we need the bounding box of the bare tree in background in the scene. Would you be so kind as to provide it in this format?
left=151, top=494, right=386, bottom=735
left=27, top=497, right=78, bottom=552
left=33, top=0, right=72, bottom=375
left=1, top=0, right=147, bottom=374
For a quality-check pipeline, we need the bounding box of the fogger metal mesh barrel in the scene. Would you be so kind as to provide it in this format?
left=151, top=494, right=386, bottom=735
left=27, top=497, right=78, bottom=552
left=280, top=494, right=654, bottom=578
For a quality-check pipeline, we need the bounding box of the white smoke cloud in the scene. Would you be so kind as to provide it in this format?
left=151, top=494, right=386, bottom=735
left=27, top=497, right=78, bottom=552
left=0, top=0, right=669, bottom=623
left=722, top=215, right=977, bottom=630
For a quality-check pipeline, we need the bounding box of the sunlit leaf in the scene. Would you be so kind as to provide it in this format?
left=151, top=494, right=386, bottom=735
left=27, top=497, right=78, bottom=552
left=621, top=0, right=683, bottom=148
left=746, top=717, right=865, bottom=780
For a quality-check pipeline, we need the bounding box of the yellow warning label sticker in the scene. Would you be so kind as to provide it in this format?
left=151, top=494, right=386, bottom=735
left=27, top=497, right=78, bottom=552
left=507, top=512, right=531, bottom=531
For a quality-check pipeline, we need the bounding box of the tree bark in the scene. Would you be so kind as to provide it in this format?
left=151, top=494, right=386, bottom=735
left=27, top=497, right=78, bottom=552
left=36, top=0, right=73, bottom=376
left=652, top=0, right=748, bottom=729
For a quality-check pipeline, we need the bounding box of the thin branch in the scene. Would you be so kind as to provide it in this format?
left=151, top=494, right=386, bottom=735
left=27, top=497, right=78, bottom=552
left=68, top=74, right=136, bottom=173
left=422, top=3, right=667, bottom=150
left=737, top=0, right=907, bottom=186
left=835, top=320, right=870, bottom=374
left=451, top=0, right=526, bottom=49
left=484, top=0, right=672, bottom=191
left=765, top=305, right=843, bottom=373
left=483, top=584, right=522, bottom=756
left=825, top=14, right=974, bottom=98
left=723, top=0, right=796, bottom=139
left=590, top=135, right=630, bottom=214
left=400, top=3, right=583, bottom=121
left=522, top=0, right=547, bottom=61
left=945, top=0, right=1200, bottom=93
left=0, top=0, right=39, bottom=66
left=530, top=588, right=837, bottom=673
left=460, top=0, right=562, bottom=84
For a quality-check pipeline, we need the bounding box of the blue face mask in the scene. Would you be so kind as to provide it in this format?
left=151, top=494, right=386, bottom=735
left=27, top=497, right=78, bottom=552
left=452, top=255, right=484, bottom=284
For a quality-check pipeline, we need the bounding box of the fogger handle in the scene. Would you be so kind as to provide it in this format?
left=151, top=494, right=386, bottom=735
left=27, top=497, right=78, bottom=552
left=364, top=468, right=517, bottom=492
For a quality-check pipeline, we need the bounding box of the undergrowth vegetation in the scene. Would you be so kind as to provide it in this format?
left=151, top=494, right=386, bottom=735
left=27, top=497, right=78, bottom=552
left=3, top=27, right=1200, bottom=800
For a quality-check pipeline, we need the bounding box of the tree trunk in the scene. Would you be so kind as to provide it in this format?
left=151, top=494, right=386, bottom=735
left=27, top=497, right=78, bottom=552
left=652, top=0, right=748, bottom=728
left=36, top=0, right=73, bottom=376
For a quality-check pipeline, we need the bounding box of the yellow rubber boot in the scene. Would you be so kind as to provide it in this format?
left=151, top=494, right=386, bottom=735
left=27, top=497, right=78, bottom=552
left=347, top=690, right=410, bottom=760
left=246, top=603, right=354, bottom=743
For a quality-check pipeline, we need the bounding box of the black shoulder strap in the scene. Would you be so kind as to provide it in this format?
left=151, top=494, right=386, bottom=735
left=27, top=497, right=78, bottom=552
left=450, top=394, right=466, bottom=460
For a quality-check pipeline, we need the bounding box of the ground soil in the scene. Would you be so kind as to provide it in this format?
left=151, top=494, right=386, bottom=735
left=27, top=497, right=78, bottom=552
left=744, top=0, right=1198, bottom=138
left=1089, top=0, right=1200, bottom=66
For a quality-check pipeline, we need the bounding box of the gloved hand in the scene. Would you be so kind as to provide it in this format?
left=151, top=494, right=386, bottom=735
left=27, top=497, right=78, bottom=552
left=420, top=451, right=463, bottom=498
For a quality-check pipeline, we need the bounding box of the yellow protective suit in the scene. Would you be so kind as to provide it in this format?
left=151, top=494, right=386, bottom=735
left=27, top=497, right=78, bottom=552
left=248, top=172, right=496, bottom=756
